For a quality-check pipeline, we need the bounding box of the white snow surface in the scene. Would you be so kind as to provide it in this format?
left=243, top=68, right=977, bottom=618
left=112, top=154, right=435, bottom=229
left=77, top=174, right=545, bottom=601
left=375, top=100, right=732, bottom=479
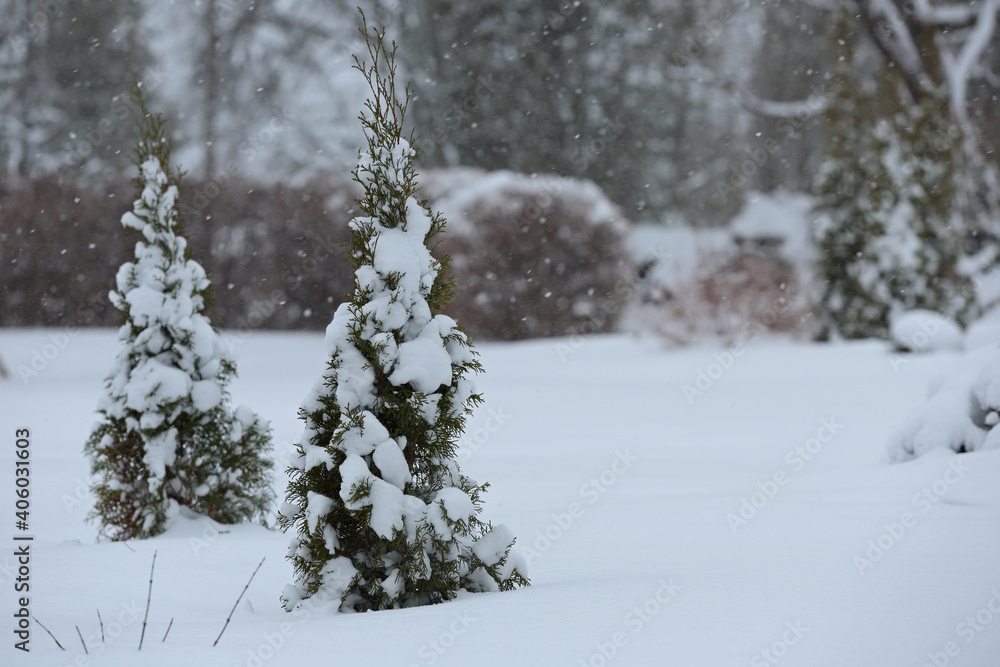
left=966, top=305, right=1000, bottom=351
left=3, top=329, right=1000, bottom=665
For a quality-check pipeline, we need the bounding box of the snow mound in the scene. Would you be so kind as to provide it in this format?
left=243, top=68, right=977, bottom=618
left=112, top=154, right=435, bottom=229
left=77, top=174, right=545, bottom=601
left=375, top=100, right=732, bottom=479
left=731, top=191, right=814, bottom=250
left=889, top=309, right=963, bottom=353
left=888, top=345, right=1000, bottom=461
left=627, top=224, right=731, bottom=297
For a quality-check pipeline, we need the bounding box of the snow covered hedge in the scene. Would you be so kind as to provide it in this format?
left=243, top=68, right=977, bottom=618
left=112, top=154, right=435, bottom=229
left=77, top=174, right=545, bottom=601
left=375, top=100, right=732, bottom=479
left=0, top=174, right=358, bottom=330
left=424, top=168, right=632, bottom=341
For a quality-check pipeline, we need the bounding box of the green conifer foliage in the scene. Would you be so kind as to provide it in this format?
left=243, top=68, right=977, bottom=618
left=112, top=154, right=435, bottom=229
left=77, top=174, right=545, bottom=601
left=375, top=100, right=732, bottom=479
left=85, top=91, right=273, bottom=540
left=279, top=16, right=528, bottom=613
left=813, top=11, right=973, bottom=339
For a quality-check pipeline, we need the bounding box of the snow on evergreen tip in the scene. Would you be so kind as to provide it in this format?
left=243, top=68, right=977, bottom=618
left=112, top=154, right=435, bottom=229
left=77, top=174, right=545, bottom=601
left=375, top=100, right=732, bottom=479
left=278, top=13, right=527, bottom=614
left=85, top=92, right=273, bottom=541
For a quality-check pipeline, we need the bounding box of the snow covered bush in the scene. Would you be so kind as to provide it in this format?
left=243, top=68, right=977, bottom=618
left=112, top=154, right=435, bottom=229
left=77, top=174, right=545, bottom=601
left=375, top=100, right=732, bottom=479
left=889, top=309, right=963, bottom=353
left=730, top=190, right=816, bottom=290
left=623, top=221, right=810, bottom=346
left=888, top=345, right=1000, bottom=461
left=812, top=11, right=973, bottom=340
left=278, top=20, right=528, bottom=613
left=85, top=95, right=273, bottom=540
left=425, top=168, right=632, bottom=341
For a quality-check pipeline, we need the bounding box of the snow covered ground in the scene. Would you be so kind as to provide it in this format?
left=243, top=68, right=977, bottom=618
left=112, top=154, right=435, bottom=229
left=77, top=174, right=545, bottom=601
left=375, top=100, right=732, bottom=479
left=2, top=328, right=999, bottom=666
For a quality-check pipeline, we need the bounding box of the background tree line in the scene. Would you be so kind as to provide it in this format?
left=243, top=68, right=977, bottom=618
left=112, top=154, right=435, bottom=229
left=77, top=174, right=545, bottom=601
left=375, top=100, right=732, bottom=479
left=2, top=0, right=1000, bottom=339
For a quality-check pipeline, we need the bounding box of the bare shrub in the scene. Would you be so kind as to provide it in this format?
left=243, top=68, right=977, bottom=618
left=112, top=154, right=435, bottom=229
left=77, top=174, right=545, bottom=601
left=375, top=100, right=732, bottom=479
left=0, top=175, right=133, bottom=327
left=1, top=174, right=359, bottom=330
left=179, top=174, right=359, bottom=330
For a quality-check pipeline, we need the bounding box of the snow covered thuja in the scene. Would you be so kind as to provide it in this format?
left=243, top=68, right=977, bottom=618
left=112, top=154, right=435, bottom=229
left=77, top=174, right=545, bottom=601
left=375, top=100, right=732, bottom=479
left=813, top=11, right=973, bottom=340
left=85, top=95, right=273, bottom=540
left=279, top=19, right=528, bottom=613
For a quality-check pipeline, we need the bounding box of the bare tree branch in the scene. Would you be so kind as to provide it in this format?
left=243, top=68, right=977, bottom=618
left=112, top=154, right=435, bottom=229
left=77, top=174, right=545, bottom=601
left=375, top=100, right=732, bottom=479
left=666, top=65, right=827, bottom=119
left=943, top=0, right=1000, bottom=127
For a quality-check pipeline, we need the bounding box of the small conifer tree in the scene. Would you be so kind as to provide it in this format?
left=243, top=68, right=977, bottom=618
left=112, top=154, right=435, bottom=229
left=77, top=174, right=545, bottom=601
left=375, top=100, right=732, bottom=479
left=279, top=16, right=528, bottom=613
left=813, top=11, right=973, bottom=339
left=85, top=90, right=274, bottom=540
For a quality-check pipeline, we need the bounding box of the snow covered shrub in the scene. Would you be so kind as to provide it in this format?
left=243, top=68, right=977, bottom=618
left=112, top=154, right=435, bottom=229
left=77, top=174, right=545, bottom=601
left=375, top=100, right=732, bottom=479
left=85, top=96, right=273, bottom=540
left=889, top=309, right=963, bottom=353
left=278, top=20, right=528, bottom=613
left=888, top=346, right=1000, bottom=461
left=644, top=249, right=806, bottom=345
left=624, top=222, right=811, bottom=346
left=812, top=12, right=973, bottom=340
left=426, top=168, right=632, bottom=341
left=730, top=191, right=817, bottom=290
